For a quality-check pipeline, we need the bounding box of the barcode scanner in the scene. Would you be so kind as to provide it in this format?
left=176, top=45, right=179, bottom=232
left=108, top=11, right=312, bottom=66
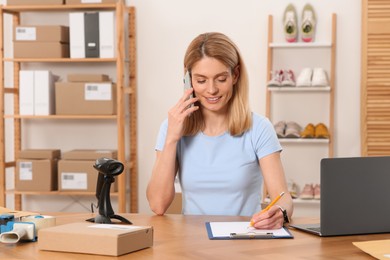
left=86, top=158, right=132, bottom=224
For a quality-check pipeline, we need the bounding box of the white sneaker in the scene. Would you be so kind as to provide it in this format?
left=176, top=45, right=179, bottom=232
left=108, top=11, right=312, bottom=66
left=311, top=68, right=329, bottom=87
left=296, top=68, right=312, bottom=87
left=301, top=4, right=316, bottom=42
left=283, top=4, right=298, bottom=43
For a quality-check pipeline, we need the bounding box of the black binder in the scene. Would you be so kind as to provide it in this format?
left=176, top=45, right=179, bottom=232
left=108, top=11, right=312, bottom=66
left=84, top=12, right=100, bottom=58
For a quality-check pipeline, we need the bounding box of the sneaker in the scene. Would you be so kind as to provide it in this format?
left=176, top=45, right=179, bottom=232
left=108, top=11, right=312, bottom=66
left=287, top=179, right=299, bottom=199
left=281, top=70, right=296, bottom=87
left=283, top=4, right=298, bottom=43
left=284, top=121, right=302, bottom=138
left=313, top=184, right=321, bottom=200
left=274, top=121, right=286, bottom=138
left=301, top=123, right=315, bottom=138
left=301, top=4, right=316, bottom=42
left=314, top=123, right=330, bottom=139
left=296, top=68, right=312, bottom=87
left=311, top=68, right=329, bottom=87
left=267, top=70, right=283, bottom=87
left=300, top=184, right=314, bottom=199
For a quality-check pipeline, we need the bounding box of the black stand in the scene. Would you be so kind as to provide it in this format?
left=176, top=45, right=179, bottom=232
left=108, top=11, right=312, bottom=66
left=86, top=158, right=132, bottom=224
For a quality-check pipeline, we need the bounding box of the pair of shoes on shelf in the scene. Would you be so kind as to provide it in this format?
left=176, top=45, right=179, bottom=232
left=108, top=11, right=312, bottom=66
left=300, top=184, right=320, bottom=200
left=268, top=70, right=296, bottom=87
left=283, top=4, right=316, bottom=43
left=274, top=121, right=302, bottom=138
left=301, top=123, right=330, bottom=139
left=296, top=68, right=329, bottom=87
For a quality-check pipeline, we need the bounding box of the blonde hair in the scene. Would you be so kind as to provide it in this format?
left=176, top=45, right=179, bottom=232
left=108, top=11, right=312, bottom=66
left=183, top=32, right=252, bottom=136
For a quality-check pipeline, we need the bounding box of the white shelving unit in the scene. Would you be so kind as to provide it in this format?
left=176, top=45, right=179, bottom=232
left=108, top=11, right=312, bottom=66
left=264, top=14, right=337, bottom=217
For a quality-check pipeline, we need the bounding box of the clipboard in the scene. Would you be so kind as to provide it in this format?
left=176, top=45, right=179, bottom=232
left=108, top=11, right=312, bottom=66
left=205, top=221, right=294, bottom=240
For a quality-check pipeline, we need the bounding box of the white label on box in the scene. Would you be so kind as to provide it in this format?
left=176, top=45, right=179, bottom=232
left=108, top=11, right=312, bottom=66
left=84, top=83, right=111, bottom=101
left=89, top=224, right=145, bottom=231
left=15, top=27, right=36, bottom=41
left=82, top=0, right=103, bottom=3
left=19, top=162, right=33, bottom=180
left=61, top=172, right=87, bottom=190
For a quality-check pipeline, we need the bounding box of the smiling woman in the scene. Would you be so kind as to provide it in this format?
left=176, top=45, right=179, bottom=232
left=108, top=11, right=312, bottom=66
left=146, top=32, right=293, bottom=230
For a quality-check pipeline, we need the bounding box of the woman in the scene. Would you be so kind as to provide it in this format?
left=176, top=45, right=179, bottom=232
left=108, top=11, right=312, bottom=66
left=147, top=32, right=293, bottom=229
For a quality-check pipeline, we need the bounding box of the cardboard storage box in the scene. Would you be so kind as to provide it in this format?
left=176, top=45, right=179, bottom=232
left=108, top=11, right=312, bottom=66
left=14, top=26, right=69, bottom=43
left=62, top=149, right=117, bottom=160
left=55, top=82, right=116, bottom=115
left=58, top=160, right=97, bottom=192
left=7, top=0, right=64, bottom=5
left=67, top=74, right=110, bottom=82
left=38, top=222, right=153, bottom=256
left=66, top=0, right=117, bottom=4
left=15, top=149, right=60, bottom=192
left=16, top=159, right=58, bottom=191
left=14, top=42, right=69, bottom=58
left=18, top=149, right=61, bottom=160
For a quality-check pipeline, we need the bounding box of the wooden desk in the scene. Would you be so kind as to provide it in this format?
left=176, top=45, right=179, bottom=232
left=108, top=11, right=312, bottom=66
left=0, top=213, right=388, bottom=259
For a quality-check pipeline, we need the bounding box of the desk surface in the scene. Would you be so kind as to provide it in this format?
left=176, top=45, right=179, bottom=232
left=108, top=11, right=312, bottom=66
left=0, top=213, right=387, bottom=259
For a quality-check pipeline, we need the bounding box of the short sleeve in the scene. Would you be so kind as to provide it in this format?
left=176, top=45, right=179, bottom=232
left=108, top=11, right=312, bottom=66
left=251, top=114, right=282, bottom=159
left=155, top=119, right=168, bottom=151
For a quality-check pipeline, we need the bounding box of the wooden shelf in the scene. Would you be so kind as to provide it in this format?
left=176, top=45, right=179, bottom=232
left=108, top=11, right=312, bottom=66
left=4, top=115, right=117, bottom=119
left=1, top=4, right=117, bottom=13
left=6, top=190, right=118, bottom=196
left=3, top=58, right=116, bottom=63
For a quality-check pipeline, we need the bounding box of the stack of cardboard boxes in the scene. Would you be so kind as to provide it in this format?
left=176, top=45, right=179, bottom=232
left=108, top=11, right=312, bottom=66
left=15, top=149, right=118, bottom=193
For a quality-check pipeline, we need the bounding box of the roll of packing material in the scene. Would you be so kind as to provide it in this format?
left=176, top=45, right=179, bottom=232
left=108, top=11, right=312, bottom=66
left=21, top=215, right=56, bottom=232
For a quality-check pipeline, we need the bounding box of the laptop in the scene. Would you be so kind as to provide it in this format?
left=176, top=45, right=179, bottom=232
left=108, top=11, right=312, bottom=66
left=290, top=156, right=390, bottom=236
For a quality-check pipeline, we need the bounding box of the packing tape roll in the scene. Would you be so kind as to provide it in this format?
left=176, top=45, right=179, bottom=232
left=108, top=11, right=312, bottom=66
left=21, top=215, right=56, bottom=231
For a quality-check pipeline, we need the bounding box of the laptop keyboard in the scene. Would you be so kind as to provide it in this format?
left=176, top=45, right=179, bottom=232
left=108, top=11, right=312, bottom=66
left=307, top=226, right=321, bottom=233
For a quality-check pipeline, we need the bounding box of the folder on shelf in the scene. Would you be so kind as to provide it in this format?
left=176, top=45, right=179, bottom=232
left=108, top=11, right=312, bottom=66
left=84, top=12, right=100, bottom=58
left=19, top=70, right=35, bottom=115
left=69, top=12, right=85, bottom=58
left=34, top=70, right=55, bottom=116
left=99, top=11, right=115, bottom=58
left=205, top=222, right=293, bottom=240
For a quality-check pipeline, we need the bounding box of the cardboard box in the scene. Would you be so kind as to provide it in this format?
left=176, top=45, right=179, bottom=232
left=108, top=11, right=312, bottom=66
left=38, top=222, right=153, bottom=256
left=34, top=70, right=56, bottom=116
left=14, top=26, right=69, bottom=43
left=7, top=0, right=64, bottom=5
left=18, top=149, right=61, bottom=159
left=15, top=159, right=58, bottom=191
left=55, top=82, right=116, bottom=115
left=14, top=42, right=69, bottom=58
left=67, top=74, right=110, bottom=82
left=66, top=0, right=117, bottom=4
left=58, top=160, right=97, bottom=192
left=62, top=149, right=117, bottom=160
left=19, top=70, right=34, bottom=115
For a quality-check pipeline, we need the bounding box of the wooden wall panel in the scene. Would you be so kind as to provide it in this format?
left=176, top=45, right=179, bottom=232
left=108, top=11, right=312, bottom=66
left=361, top=0, right=390, bottom=156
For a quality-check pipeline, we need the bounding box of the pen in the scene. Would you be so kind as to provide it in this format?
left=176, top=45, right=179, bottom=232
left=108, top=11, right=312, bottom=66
left=250, top=191, right=285, bottom=227
left=230, top=232, right=273, bottom=239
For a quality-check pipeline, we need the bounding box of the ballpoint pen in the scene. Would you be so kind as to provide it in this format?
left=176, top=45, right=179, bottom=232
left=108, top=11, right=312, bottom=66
left=250, top=191, right=285, bottom=227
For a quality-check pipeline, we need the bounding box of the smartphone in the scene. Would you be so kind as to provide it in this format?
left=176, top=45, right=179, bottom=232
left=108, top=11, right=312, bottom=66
left=183, top=71, right=194, bottom=107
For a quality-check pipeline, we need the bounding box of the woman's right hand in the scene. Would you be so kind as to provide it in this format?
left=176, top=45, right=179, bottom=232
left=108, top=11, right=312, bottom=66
left=166, top=88, right=199, bottom=142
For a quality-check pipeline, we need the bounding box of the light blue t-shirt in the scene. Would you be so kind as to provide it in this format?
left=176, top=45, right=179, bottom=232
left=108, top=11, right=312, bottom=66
left=155, top=113, right=282, bottom=216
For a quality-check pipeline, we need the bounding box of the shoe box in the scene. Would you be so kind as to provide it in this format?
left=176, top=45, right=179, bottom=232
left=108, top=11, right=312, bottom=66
left=58, top=149, right=118, bottom=192
left=65, top=0, right=117, bottom=4
left=15, top=149, right=61, bottom=192
left=55, top=81, right=116, bottom=115
left=39, top=222, right=153, bottom=256
left=7, top=0, right=64, bottom=5
left=13, top=25, right=69, bottom=59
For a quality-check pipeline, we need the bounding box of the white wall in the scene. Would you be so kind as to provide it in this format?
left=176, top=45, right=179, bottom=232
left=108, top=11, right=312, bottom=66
left=130, top=0, right=361, bottom=213
left=3, top=0, right=361, bottom=214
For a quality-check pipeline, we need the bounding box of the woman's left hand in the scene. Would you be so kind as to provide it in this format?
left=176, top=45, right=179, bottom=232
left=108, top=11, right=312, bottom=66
left=250, top=206, right=284, bottom=229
